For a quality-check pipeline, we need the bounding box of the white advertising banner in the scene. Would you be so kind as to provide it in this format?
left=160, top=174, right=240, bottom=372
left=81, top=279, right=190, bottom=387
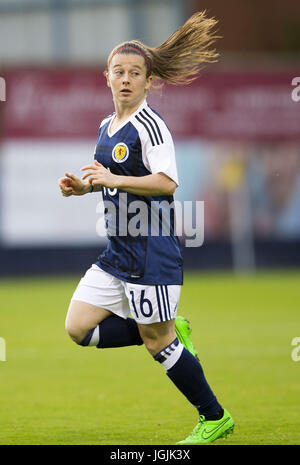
left=0, top=140, right=107, bottom=246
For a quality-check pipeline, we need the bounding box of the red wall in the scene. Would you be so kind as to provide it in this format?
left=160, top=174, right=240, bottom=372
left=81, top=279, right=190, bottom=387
left=2, top=68, right=300, bottom=141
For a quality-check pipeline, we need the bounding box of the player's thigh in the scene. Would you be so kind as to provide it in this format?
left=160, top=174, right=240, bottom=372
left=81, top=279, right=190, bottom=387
left=65, top=300, right=112, bottom=342
left=66, top=264, right=130, bottom=342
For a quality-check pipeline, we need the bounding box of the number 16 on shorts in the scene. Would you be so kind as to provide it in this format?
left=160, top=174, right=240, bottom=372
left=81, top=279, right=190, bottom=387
left=127, top=284, right=181, bottom=324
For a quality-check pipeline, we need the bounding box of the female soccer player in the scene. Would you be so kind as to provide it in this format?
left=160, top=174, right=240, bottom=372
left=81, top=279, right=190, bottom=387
left=58, top=11, right=234, bottom=444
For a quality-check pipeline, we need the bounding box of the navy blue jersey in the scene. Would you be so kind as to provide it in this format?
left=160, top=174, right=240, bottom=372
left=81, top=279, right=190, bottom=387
left=94, top=99, right=183, bottom=285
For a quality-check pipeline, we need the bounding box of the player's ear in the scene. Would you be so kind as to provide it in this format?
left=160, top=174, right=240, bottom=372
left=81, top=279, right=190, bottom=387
left=104, top=69, right=111, bottom=88
left=145, top=75, right=152, bottom=92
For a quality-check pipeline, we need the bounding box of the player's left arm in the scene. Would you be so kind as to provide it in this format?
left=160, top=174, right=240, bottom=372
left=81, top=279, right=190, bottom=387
left=81, top=160, right=177, bottom=196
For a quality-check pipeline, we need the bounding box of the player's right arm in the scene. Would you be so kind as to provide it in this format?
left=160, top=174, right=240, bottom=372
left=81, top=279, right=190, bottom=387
left=58, top=172, right=101, bottom=197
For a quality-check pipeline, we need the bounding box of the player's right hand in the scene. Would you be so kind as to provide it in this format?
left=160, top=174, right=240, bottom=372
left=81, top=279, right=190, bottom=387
left=58, top=173, right=90, bottom=196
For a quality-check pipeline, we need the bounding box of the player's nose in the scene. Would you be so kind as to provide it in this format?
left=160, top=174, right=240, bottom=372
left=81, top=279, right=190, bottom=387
left=122, top=72, right=130, bottom=83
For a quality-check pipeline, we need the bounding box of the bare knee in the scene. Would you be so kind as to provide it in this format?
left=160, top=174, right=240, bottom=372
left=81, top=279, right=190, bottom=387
left=65, top=304, right=87, bottom=343
left=64, top=300, right=112, bottom=345
left=142, top=334, right=175, bottom=356
left=65, top=319, right=86, bottom=344
left=138, top=321, right=176, bottom=356
left=141, top=336, right=160, bottom=355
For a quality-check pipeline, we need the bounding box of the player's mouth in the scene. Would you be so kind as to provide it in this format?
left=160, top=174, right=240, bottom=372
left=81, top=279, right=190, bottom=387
left=120, top=88, right=132, bottom=95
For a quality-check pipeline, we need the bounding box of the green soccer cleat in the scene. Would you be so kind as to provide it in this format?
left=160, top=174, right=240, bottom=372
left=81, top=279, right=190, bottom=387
left=175, top=316, right=199, bottom=360
left=176, top=409, right=234, bottom=445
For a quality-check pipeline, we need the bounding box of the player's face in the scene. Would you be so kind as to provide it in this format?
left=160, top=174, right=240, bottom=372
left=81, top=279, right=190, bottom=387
left=106, top=53, right=152, bottom=108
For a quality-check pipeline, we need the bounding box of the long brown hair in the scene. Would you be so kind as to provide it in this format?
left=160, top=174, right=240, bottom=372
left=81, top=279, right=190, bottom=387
left=107, top=11, right=220, bottom=86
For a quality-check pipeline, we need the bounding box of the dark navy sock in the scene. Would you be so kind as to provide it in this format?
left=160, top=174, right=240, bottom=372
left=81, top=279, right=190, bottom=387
left=97, top=315, right=143, bottom=348
left=162, top=346, right=223, bottom=418
left=78, top=315, right=143, bottom=348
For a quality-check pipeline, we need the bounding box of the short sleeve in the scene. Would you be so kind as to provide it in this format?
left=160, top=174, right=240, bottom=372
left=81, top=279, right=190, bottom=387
left=139, top=117, right=179, bottom=186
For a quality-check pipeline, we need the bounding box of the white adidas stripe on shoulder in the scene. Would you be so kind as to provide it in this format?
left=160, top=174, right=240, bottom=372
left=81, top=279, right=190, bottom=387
left=134, top=105, right=167, bottom=147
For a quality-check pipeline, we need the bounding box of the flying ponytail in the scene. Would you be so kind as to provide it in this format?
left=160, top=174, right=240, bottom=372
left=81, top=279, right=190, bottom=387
left=107, top=11, right=220, bottom=86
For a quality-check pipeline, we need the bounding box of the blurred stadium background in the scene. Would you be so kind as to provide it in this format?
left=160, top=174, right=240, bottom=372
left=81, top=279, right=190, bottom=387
left=0, top=0, right=300, bottom=273
left=0, top=0, right=300, bottom=446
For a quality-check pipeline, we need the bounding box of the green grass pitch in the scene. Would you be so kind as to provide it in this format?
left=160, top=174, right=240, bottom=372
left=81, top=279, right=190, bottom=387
left=0, top=270, right=299, bottom=445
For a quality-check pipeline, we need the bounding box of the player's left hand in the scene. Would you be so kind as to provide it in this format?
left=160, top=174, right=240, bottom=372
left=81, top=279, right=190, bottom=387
left=81, top=161, right=118, bottom=189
